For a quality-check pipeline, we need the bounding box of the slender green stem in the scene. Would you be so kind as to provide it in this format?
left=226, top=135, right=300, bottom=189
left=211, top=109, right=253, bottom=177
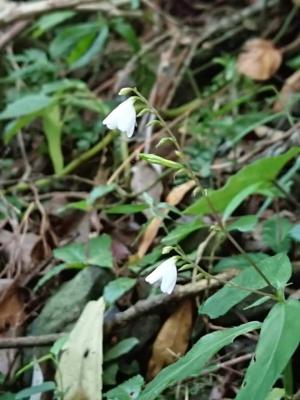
left=3, top=131, right=117, bottom=194
left=134, top=88, right=275, bottom=290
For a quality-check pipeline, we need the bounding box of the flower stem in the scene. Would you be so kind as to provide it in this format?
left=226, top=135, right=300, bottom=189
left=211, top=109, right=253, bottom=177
left=134, top=88, right=275, bottom=290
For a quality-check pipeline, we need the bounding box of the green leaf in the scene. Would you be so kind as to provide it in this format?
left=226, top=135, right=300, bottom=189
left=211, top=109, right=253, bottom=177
left=200, top=253, right=291, bottom=318
left=236, top=300, right=300, bottom=400
left=54, top=243, right=86, bottom=264
left=289, top=224, right=300, bottom=242
left=213, top=253, right=268, bottom=272
left=262, top=216, right=293, bottom=253
left=105, top=204, right=148, bottom=214
left=139, top=322, right=260, bottom=400
left=88, top=184, right=116, bottom=204
left=53, top=234, right=113, bottom=268
left=104, top=338, right=139, bottom=362
left=34, top=263, right=83, bottom=291
left=223, top=183, right=261, bottom=222
left=33, top=11, right=76, bottom=37
left=161, top=219, right=205, bottom=245
left=105, top=375, right=144, bottom=400
left=228, top=215, right=258, bottom=232
left=0, top=94, right=55, bottom=120
left=4, top=113, right=39, bottom=144
left=42, top=104, right=63, bottom=174
left=15, top=382, right=55, bottom=399
left=104, top=277, right=137, bottom=305
left=70, top=25, right=109, bottom=70
left=185, top=147, right=300, bottom=215
left=50, top=22, right=99, bottom=59
left=139, top=153, right=183, bottom=170
left=266, top=388, right=285, bottom=400
left=112, top=19, right=140, bottom=52
left=86, top=235, right=113, bottom=268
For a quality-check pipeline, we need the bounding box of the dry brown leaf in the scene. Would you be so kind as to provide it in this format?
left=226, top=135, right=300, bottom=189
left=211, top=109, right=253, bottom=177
left=0, top=280, right=25, bottom=376
left=237, top=39, right=282, bottom=81
left=273, top=70, right=300, bottom=112
left=147, top=299, right=194, bottom=380
left=137, top=180, right=196, bottom=258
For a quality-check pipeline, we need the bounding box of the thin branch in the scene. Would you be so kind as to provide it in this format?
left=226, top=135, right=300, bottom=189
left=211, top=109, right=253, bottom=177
left=0, top=270, right=236, bottom=348
left=0, top=0, right=138, bottom=26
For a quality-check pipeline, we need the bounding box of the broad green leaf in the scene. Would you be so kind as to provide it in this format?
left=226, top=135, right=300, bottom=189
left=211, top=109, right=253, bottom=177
left=4, top=113, right=39, bottom=143
left=53, top=234, right=113, bottom=268
left=86, top=235, right=113, bottom=268
left=105, top=375, right=144, bottom=400
left=289, top=224, right=300, bottom=242
left=222, top=183, right=261, bottom=222
left=200, top=253, right=291, bottom=318
left=139, top=322, right=260, bottom=400
left=236, top=300, right=300, bottom=400
left=262, top=216, right=293, bottom=253
left=50, top=22, right=99, bottom=59
left=54, top=243, right=86, bottom=264
left=185, top=147, right=300, bottom=215
left=33, top=11, right=76, bottom=37
left=70, top=25, right=109, bottom=70
left=105, top=204, right=148, bottom=214
left=266, top=388, right=285, bottom=400
left=112, top=19, right=140, bottom=52
left=104, top=277, right=136, bottom=305
left=0, top=94, right=55, bottom=119
left=42, top=104, right=63, bottom=173
left=228, top=215, right=258, bottom=232
left=34, top=263, right=83, bottom=291
left=161, top=219, right=205, bottom=245
left=213, top=253, right=268, bottom=272
left=15, top=382, right=55, bottom=399
left=104, top=338, right=139, bottom=362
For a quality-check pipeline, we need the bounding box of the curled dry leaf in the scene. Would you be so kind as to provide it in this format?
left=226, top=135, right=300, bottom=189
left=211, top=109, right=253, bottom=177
left=137, top=180, right=196, bottom=258
left=147, top=299, right=194, bottom=380
left=273, top=70, right=300, bottom=112
left=237, top=39, right=282, bottom=81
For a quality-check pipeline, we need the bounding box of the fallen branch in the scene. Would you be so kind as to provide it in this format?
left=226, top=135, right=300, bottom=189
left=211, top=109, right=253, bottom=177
left=0, top=20, right=30, bottom=49
left=0, top=0, right=138, bottom=26
left=0, top=270, right=236, bottom=348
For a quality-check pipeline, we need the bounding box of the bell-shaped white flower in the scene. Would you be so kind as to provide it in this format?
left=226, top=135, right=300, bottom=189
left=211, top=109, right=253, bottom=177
left=103, top=97, right=136, bottom=138
left=145, top=256, right=177, bottom=294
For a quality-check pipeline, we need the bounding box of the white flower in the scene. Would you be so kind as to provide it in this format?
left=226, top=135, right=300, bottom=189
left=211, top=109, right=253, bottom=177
left=145, top=256, right=177, bottom=294
left=103, top=97, right=136, bottom=138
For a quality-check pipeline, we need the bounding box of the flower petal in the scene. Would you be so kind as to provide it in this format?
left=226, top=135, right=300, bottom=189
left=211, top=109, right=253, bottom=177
left=103, top=97, right=136, bottom=137
left=145, top=257, right=177, bottom=294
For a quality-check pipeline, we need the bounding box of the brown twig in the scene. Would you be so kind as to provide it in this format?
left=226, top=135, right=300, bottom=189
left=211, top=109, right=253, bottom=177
left=0, top=270, right=236, bottom=348
left=0, top=0, right=138, bottom=26
left=0, top=20, right=30, bottom=49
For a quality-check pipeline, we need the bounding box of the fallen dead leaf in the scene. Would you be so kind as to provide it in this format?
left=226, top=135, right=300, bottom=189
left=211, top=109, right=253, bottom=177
left=273, top=70, right=300, bottom=112
left=0, top=280, right=25, bottom=376
left=237, top=38, right=282, bottom=81
left=56, top=297, right=105, bottom=400
left=137, top=180, right=196, bottom=258
left=147, top=299, right=194, bottom=380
